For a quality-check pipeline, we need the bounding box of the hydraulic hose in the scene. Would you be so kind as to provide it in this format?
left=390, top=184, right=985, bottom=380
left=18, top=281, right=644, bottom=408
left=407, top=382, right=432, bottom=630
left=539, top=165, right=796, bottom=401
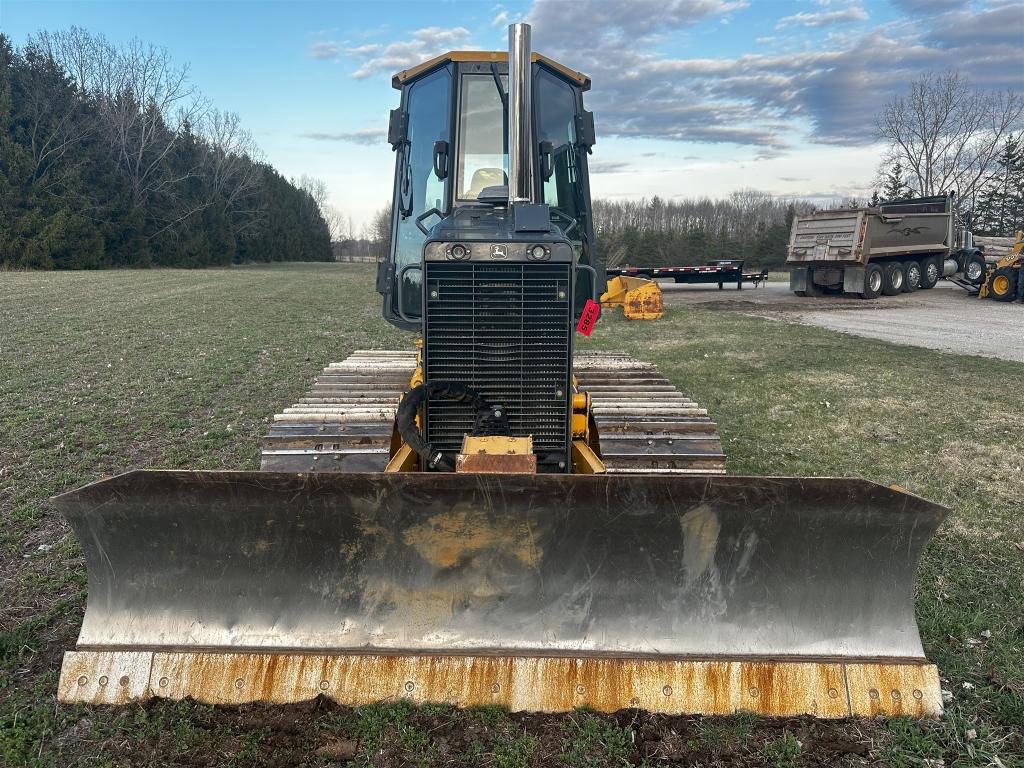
left=395, top=382, right=508, bottom=471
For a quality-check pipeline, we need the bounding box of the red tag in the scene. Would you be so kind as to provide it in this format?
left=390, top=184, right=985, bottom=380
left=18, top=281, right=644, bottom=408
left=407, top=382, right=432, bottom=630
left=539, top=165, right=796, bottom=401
left=576, top=299, right=600, bottom=336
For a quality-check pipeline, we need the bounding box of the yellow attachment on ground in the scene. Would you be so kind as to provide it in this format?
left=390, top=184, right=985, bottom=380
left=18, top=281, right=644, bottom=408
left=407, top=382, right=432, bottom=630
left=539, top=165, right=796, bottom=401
left=600, top=275, right=664, bottom=320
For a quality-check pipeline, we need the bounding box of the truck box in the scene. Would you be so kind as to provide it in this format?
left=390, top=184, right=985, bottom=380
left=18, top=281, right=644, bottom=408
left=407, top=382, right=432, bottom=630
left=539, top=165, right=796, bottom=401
left=786, top=195, right=979, bottom=298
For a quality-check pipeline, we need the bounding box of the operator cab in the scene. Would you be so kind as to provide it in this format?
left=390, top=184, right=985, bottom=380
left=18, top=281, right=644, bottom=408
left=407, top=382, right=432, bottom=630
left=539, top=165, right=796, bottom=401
left=377, top=48, right=600, bottom=329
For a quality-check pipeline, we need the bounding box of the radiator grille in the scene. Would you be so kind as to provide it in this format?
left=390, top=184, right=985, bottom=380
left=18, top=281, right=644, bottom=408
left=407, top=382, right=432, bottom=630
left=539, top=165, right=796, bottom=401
left=424, top=261, right=572, bottom=467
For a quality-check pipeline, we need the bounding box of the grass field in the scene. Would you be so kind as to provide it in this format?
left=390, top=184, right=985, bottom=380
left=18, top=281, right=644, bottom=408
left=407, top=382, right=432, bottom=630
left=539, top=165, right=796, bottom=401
left=1, top=263, right=1021, bottom=767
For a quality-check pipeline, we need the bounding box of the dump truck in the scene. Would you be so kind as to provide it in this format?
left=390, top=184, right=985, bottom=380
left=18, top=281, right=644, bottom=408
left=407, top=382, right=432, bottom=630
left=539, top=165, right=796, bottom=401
left=55, top=24, right=947, bottom=719
left=787, top=194, right=986, bottom=298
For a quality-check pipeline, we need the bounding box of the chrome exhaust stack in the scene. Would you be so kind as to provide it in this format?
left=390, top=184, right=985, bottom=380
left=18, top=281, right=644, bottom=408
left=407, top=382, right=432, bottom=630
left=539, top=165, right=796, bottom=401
left=507, top=23, right=535, bottom=204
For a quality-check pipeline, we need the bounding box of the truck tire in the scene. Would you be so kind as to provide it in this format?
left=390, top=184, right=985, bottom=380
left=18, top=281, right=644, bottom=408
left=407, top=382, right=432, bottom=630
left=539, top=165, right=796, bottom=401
left=882, top=262, right=905, bottom=295
left=964, top=253, right=987, bottom=286
left=988, top=267, right=1017, bottom=302
left=862, top=263, right=883, bottom=299
left=903, top=261, right=921, bottom=292
left=919, top=257, right=939, bottom=289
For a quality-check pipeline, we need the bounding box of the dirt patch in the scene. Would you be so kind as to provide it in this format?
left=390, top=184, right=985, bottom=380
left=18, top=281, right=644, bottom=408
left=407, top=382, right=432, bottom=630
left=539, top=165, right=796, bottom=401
left=53, top=700, right=889, bottom=767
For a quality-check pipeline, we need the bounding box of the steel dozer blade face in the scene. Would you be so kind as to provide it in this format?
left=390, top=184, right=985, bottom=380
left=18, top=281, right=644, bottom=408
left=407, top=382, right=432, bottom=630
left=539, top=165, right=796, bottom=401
left=55, top=471, right=947, bottom=717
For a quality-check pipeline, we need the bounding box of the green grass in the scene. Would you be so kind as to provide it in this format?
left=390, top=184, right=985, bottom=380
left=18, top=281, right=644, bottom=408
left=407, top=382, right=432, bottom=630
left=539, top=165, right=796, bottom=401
left=1, top=263, right=1022, bottom=767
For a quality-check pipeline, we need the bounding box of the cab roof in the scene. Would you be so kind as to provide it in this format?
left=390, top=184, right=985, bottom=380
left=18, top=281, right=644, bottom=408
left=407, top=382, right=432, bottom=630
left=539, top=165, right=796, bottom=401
left=392, top=51, right=591, bottom=91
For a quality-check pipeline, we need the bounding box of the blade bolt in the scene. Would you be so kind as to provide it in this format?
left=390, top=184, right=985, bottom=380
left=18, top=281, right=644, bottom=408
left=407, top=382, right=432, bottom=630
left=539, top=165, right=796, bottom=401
left=234, top=678, right=245, bottom=689
left=159, top=677, right=169, bottom=688
left=748, top=687, right=759, bottom=698
left=98, top=676, right=109, bottom=687
left=119, top=676, right=130, bottom=687
left=868, top=688, right=879, bottom=700
left=320, top=680, right=330, bottom=691
left=77, top=676, right=88, bottom=687
left=491, top=683, right=500, bottom=693
left=890, top=690, right=902, bottom=701
left=662, top=685, right=672, bottom=697
left=404, top=681, right=415, bottom=693
left=912, top=689, right=923, bottom=700
left=575, top=685, right=586, bottom=695
left=827, top=688, right=838, bottom=698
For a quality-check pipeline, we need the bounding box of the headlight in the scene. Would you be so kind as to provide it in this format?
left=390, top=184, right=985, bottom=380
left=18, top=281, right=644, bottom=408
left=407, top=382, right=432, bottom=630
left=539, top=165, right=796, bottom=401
left=527, top=244, right=550, bottom=261
left=447, top=243, right=470, bottom=260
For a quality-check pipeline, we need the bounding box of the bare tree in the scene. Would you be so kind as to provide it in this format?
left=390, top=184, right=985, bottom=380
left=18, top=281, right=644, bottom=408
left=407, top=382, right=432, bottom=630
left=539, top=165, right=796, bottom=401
left=198, top=109, right=262, bottom=234
left=876, top=71, right=1024, bottom=207
left=33, top=27, right=207, bottom=214
left=367, top=204, right=392, bottom=260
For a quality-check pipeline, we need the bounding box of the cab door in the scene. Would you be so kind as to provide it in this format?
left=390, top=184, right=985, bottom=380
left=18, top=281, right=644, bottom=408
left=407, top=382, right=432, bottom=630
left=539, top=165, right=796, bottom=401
left=379, top=65, right=453, bottom=330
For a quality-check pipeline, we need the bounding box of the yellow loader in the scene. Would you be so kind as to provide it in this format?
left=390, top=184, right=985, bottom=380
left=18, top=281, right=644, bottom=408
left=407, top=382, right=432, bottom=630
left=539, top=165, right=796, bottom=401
left=978, top=230, right=1024, bottom=301
left=56, top=25, right=947, bottom=719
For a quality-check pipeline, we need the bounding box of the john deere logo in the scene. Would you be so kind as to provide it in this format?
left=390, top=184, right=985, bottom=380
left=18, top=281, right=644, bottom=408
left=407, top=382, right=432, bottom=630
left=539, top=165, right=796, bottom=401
left=490, top=244, right=507, bottom=259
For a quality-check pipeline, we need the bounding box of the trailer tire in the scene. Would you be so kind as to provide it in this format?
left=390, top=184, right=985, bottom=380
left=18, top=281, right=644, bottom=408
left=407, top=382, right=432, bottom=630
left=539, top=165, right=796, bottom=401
left=862, top=264, right=883, bottom=299
left=989, top=267, right=1017, bottom=302
left=881, top=262, right=904, bottom=295
left=919, top=257, right=939, bottom=289
left=903, top=261, right=921, bottom=292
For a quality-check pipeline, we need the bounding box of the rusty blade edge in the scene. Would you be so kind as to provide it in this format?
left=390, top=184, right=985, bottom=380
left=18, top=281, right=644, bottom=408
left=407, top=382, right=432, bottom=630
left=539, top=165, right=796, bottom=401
left=58, top=651, right=944, bottom=718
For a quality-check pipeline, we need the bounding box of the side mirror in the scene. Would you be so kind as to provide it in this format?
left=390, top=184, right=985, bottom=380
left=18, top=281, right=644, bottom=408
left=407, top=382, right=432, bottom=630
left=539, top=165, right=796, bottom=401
left=433, top=140, right=449, bottom=180
left=539, top=141, right=554, bottom=181
left=388, top=109, right=408, bottom=150
left=575, top=110, right=596, bottom=154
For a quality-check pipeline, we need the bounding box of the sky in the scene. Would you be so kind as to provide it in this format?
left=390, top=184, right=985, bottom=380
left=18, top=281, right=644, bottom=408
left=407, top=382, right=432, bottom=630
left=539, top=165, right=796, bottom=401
left=3, top=0, right=1023, bottom=229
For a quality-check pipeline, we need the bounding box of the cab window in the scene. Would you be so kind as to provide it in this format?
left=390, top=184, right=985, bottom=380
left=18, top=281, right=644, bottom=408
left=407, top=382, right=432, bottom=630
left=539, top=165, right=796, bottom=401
left=535, top=69, right=585, bottom=244
left=457, top=74, right=508, bottom=201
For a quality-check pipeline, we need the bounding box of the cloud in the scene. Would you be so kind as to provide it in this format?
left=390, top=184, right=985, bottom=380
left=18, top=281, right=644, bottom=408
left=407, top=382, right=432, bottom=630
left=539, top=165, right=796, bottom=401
left=775, top=4, right=868, bottom=28
left=890, top=0, right=966, bottom=13
left=589, top=161, right=631, bottom=173
left=523, top=0, right=1024, bottom=149
left=346, top=26, right=476, bottom=79
left=302, top=128, right=385, bottom=145
left=491, top=10, right=510, bottom=27
left=308, top=40, right=340, bottom=59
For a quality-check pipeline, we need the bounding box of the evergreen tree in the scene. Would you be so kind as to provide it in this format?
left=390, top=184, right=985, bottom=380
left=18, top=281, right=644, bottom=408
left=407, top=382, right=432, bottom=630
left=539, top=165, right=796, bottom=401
left=881, top=162, right=912, bottom=201
left=973, top=134, right=1024, bottom=235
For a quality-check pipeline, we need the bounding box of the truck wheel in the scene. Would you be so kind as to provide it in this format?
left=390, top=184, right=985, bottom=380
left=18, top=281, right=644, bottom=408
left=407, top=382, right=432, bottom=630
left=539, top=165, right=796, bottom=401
left=903, top=261, right=921, bottom=292
left=882, top=262, right=905, bottom=295
left=988, top=267, right=1017, bottom=301
left=964, top=254, right=987, bottom=286
left=919, top=257, right=939, bottom=289
left=862, top=264, right=883, bottom=299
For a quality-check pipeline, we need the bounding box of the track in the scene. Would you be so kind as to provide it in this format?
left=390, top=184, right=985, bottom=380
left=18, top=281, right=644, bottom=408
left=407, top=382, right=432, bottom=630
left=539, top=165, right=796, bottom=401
left=261, top=350, right=725, bottom=474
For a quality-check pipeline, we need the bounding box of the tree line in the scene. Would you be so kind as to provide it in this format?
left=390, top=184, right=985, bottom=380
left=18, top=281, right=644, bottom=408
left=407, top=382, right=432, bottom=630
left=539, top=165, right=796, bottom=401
left=0, top=29, right=331, bottom=269
left=591, top=192, right=811, bottom=269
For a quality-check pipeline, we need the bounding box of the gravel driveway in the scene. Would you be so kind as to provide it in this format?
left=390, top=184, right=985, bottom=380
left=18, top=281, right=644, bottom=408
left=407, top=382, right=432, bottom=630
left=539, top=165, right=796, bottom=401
left=660, top=279, right=1024, bottom=363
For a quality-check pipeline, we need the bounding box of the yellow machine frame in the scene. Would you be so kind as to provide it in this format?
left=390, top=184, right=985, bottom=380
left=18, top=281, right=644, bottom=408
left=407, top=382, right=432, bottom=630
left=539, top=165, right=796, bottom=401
left=978, top=230, right=1023, bottom=301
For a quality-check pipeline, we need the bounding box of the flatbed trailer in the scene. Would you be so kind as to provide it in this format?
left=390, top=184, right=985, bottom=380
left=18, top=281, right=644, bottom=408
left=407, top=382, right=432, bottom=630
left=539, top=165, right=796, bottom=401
left=607, top=259, right=769, bottom=290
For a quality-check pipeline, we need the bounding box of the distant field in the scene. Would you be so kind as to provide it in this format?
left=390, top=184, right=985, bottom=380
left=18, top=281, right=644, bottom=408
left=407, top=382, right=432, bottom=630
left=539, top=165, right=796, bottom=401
left=1, top=263, right=1021, bottom=767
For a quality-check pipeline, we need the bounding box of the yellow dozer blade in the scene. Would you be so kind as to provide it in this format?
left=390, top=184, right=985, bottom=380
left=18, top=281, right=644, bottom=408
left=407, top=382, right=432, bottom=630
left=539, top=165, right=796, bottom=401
left=56, top=470, right=946, bottom=717
left=600, top=275, right=664, bottom=320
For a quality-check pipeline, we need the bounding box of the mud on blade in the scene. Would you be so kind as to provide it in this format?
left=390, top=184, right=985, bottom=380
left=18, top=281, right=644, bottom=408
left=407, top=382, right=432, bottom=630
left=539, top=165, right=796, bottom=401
left=55, top=471, right=947, bottom=716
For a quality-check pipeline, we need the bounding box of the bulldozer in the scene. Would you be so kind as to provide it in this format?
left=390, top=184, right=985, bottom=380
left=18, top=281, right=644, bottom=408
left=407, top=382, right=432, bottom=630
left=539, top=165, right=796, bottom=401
left=56, top=24, right=947, bottom=719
